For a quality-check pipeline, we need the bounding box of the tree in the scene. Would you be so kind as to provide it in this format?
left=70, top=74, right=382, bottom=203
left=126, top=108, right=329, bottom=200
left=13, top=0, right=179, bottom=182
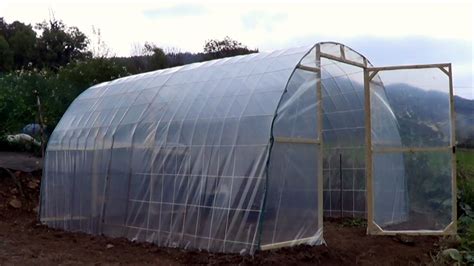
left=0, top=19, right=37, bottom=70
left=0, top=18, right=7, bottom=37
left=35, top=18, right=91, bottom=70
left=0, top=35, right=13, bottom=71
left=119, top=42, right=168, bottom=73
left=7, top=21, right=37, bottom=69
left=143, top=42, right=167, bottom=70
left=203, top=36, right=258, bottom=60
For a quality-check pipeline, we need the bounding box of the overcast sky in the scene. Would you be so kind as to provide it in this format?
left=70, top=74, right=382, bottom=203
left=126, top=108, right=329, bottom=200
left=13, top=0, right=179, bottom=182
left=1, top=0, right=473, bottom=98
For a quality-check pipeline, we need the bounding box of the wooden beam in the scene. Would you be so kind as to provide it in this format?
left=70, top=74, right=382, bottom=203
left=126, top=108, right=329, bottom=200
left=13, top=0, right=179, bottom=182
left=369, top=220, right=454, bottom=236
left=367, top=63, right=450, bottom=72
left=364, top=68, right=374, bottom=235
left=319, top=52, right=366, bottom=68
left=260, top=236, right=320, bottom=250
left=297, top=64, right=320, bottom=73
left=316, top=44, right=324, bottom=238
left=41, top=216, right=89, bottom=222
left=369, top=222, right=456, bottom=236
left=368, top=70, right=379, bottom=82
left=448, top=64, right=457, bottom=233
left=274, top=137, right=320, bottom=144
left=339, top=45, right=346, bottom=60
left=367, top=220, right=384, bottom=235
left=372, top=146, right=451, bottom=153
left=363, top=58, right=368, bottom=67
left=438, top=66, right=450, bottom=76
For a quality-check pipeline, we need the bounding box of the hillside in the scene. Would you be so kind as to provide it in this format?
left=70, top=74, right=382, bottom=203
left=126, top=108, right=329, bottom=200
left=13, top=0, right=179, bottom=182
left=384, top=83, right=474, bottom=147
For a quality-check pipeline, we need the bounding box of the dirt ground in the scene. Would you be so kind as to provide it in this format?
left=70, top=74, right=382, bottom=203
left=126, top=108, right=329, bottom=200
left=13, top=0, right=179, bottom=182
left=0, top=170, right=443, bottom=265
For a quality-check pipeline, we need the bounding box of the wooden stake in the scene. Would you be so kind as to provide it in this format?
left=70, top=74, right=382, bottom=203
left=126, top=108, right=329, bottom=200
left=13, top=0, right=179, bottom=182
left=363, top=67, right=375, bottom=234
left=316, top=44, right=324, bottom=235
left=448, top=64, right=457, bottom=234
left=34, top=90, right=46, bottom=158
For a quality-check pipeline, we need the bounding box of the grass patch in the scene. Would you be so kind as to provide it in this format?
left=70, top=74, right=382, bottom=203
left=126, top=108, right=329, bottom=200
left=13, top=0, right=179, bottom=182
left=459, top=148, right=474, bottom=173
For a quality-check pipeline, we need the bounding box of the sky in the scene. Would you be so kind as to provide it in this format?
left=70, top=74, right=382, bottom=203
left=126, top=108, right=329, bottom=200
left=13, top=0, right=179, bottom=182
left=1, top=0, right=473, bottom=98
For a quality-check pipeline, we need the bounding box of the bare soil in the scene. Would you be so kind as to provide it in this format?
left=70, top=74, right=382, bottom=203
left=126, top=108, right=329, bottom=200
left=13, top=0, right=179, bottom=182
left=0, top=170, right=442, bottom=265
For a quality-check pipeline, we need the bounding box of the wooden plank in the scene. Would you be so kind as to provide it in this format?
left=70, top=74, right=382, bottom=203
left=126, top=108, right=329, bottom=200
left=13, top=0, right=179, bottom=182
left=448, top=64, right=457, bottom=233
left=369, top=220, right=454, bottom=236
left=273, top=137, right=319, bottom=144
left=368, top=70, right=379, bottom=82
left=319, top=52, right=366, bottom=68
left=364, top=68, right=375, bottom=234
left=297, top=64, right=320, bottom=73
left=367, top=219, right=456, bottom=236
left=316, top=44, right=324, bottom=236
left=260, top=235, right=320, bottom=250
left=41, top=216, right=89, bottom=222
left=438, top=66, right=450, bottom=76
left=339, top=45, right=346, bottom=60
left=371, top=230, right=453, bottom=236
left=372, top=146, right=451, bottom=153
left=367, top=220, right=384, bottom=234
left=367, top=63, right=450, bottom=72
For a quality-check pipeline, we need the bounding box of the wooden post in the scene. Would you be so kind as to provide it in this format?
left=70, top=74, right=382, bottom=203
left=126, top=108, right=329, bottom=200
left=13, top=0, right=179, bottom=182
left=339, top=153, right=343, bottom=217
left=448, top=64, right=457, bottom=234
left=316, top=44, right=324, bottom=232
left=364, top=68, right=375, bottom=234
left=34, top=90, right=46, bottom=158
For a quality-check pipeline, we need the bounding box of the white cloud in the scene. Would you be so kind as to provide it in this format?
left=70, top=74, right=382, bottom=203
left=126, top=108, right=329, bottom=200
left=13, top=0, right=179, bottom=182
left=1, top=0, right=472, bottom=98
left=2, top=0, right=472, bottom=52
left=143, top=4, right=207, bottom=19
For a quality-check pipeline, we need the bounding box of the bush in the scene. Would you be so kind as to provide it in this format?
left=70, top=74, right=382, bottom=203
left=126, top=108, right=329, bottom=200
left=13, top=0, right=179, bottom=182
left=0, top=58, right=129, bottom=138
left=439, top=149, right=474, bottom=263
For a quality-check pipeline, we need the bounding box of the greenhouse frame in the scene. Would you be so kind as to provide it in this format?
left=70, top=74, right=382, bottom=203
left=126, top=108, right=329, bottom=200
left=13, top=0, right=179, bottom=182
left=40, top=42, right=457, bottom=254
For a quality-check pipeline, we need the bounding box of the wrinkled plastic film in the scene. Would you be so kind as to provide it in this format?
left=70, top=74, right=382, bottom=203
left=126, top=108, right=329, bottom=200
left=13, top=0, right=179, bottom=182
left=261, top=47, right=323, bottom=247
left=40, top=46, right=312, bottom=254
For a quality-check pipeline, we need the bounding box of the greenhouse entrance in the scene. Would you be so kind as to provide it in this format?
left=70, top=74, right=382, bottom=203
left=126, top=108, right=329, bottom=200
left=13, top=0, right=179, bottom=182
left=319, top=50, right=367, bottom=220
left=315, top=47, right=457, bottom=235
left=315, top=49, right=457, bottom=235
left=260, top=44, right=456, bottom=250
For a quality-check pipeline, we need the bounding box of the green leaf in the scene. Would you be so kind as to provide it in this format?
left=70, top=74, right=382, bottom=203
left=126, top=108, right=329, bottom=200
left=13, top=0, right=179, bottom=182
left=442, top=248, right=462, bottom=261
left=465, top=253, right=474, bottom=262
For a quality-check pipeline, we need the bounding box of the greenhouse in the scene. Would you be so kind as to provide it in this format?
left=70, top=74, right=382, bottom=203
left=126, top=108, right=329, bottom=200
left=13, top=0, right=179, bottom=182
left=40, top=42, right=457, bottom=254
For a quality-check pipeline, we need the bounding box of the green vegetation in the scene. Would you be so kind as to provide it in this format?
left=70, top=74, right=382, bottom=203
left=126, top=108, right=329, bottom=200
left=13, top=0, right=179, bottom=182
left=340, top=217, right=367, bottom=227
left=459, top=149, right=474, bottom=172
left=404, top=152, right=452, bottom=226
left=386, top=84, right=474, bottom=149
left=0, top=16, right=256, bottom=141
left=458, top=149, right=474, bottom=217
left=435, top=149, right=474, bottom=263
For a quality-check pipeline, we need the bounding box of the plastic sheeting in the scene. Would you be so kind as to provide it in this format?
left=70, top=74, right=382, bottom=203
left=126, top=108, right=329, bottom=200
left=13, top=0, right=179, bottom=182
left=40, top=45, right=321, bottom=254
left=261, top=47, right=322, bottom=247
